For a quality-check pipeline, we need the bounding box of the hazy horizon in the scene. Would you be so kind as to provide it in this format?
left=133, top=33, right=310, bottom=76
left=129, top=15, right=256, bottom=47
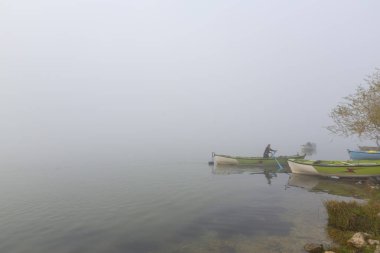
left=1, top=0, right=380, bottom=168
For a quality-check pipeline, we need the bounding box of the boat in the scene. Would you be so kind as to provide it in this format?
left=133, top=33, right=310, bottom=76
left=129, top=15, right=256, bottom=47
left=288, top=159, right=380, bottom=178
left=212, top=153, right=306, bottom=166
left=347, top=149, right=380, bottom=160
left=358, top=146, right=380, bottom=151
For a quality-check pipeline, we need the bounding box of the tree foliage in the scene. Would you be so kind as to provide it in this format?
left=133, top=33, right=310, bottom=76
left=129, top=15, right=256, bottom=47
left=301, top=142, right=317, bottom=156
left=327, top=69, right=380, bottom=147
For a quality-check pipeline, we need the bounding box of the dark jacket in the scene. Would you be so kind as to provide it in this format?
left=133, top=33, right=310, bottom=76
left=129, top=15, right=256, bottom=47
left=263, top=146, right=275, bottom=158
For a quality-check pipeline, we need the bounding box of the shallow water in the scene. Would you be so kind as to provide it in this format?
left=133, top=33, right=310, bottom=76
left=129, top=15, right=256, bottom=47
left=0, top=162, right=372, bottom=253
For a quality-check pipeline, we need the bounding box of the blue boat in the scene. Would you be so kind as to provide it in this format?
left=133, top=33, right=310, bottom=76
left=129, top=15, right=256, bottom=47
left=348, top=149, right=380, bottom=160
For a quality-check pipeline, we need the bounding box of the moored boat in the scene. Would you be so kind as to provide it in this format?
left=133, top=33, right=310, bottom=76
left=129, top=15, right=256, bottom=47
left=358, top=146, right=380, bottom=151
left=288, top=159, right=380, bottom=178
left=347, top=149, right=380, bottom=160
left=213, top=153, right=306, bottom=166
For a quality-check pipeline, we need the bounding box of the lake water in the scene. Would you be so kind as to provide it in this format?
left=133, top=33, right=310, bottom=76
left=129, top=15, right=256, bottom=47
left=0, top=161, right=371, bottom=253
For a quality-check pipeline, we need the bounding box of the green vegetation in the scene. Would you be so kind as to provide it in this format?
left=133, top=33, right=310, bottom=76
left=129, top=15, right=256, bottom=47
left=325, top=201, right=380, bottom=235
left=326, top=227, right=375, bottom=253
left=324, top=200, right=380, bottom=252
left=328, top=69, right=380, bottom=147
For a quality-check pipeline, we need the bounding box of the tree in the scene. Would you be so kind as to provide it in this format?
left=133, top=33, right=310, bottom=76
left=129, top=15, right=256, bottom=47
left=327, top=69, right=380, bottom=147
left=301, top=142, right=317, bottom=156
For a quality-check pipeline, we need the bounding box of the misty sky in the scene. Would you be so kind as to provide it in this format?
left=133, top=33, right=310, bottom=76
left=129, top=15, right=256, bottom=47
left=1, top=0, right=380, bottom=167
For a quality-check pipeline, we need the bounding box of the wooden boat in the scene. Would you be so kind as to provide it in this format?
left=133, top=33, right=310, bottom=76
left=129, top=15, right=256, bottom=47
left=347, top=149, right=380, bottom=160
left=213, top=153, right=306, bottom=166
left=288, top=159, right=380, bottom=178
left=358, top=146, right=380, bottom=151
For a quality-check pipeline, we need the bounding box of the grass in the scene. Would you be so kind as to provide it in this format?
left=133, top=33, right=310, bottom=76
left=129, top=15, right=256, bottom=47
left=324, top=200, right=380, bottom=252
left=324, top=200, right=380, bottom=235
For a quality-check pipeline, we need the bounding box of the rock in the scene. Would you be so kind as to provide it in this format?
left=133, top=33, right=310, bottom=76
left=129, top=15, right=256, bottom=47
left=303, top=243, right=323, bottom=253
left=347, top=232, right=367, bottom=248
left=375, top=245, right=380, bottom=253
left=368, top=239, right=380, bottom=245
left=324, top=251, right=335, bottom=253
left=321, top=242, right=332, bottom=251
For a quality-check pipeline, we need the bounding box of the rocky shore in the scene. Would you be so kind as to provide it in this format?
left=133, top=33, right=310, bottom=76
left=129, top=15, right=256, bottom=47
left=304, top=178, right=380, bottom=253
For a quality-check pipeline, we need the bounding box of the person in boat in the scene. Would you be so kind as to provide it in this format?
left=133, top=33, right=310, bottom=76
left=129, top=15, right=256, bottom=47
left=263, top=144, right=276, bottom=158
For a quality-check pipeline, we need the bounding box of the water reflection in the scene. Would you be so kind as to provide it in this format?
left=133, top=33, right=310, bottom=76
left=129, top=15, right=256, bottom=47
left=3, top=161, right=374, bottom=253
left=287, top=174, right=379, bottom=199
left=211, top=164, right=379, bottom=199
left=211, top=165, right=287, bottom=185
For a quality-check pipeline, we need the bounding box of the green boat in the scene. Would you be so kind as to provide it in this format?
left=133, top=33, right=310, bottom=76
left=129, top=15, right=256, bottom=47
left=212, top=153, right=306, bottom=166
left=288, top=159, right=380, bottom=178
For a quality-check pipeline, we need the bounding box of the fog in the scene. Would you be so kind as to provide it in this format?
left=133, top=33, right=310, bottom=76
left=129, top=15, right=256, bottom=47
left=1, top=0, right=379, bottom=168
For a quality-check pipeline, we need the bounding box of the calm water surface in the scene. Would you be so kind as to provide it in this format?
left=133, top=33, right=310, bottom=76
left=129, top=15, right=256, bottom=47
left=0, top=161, right=371, bottom=253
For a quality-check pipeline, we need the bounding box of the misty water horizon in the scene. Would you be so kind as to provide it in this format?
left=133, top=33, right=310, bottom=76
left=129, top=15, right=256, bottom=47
left=2, top=1, right=379, bottom=170
left=0, top=132, right=370, bottom=170
left=1, top=1, right=380, bottom=252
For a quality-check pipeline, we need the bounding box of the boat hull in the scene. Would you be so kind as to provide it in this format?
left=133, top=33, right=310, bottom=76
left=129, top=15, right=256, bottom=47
left=348, top=149, right=380, bottom=160
left=213, top=154, right=306, bottom=166
left=288, top=159, right=380, bottom=178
